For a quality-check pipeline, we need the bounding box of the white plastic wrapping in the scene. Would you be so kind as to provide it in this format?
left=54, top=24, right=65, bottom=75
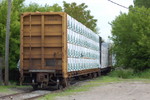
left=67, top=15, right=100, bottom=72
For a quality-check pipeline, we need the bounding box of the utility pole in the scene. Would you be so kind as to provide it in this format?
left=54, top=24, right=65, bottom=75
left=0, top=56, right=3, bottom=85
left=5, top=0, right=11, bottom=85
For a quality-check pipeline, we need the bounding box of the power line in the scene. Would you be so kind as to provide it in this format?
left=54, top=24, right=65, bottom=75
left=108, top=0, right=129, bottom=10
left=108, top=0, right=150, bottom=16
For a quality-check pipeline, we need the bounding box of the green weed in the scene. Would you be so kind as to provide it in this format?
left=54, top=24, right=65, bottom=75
left=108, top=68, right=134, bottom=79
left=136, top=69, right=150, bottom=79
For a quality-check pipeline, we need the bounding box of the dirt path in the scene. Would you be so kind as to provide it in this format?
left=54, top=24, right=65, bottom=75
left=56, top=81, right=150, bottom=100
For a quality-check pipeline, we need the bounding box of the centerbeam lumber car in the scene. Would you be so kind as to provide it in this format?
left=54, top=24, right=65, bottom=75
left=20, top=12, right=101, bottom=89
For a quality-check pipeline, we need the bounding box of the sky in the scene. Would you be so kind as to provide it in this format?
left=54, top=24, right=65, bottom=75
left=24, top=0, right=134, bottom=42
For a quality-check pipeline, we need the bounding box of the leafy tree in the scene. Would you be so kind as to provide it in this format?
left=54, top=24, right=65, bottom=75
left=63, top=1, right=98, bottom=33
left=111, top=7, right=150, bottom=71
left=22, top=3, right=62, bottom=12
left=134, top=0, right=150, bottom=8
left=0, top=0, right=24, bottom=69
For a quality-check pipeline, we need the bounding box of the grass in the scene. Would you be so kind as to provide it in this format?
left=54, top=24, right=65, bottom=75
left=0, top=85, right=31, bottom=93
left=108, top=68, right=150, bottom=79
left=0, top=86, right=12, bottom=93
left=137, top=69, right=150, bottom=79
left=0, top=85, right=19, bottom=93
left=108, top=68, right=134, bottom=79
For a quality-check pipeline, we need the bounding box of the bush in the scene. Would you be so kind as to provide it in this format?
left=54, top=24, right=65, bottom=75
left=109, top=68, right=134, bottom=79
left=137, top=69, right=150, bottom=79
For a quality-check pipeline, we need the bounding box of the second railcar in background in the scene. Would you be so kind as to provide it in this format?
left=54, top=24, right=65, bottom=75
left=20, top=12, right=101, bottom=89
left=100, top=42, right=113, bottom=74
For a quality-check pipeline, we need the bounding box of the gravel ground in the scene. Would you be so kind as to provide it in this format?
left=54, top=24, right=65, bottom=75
left=56, top=81, right=150, bottom=100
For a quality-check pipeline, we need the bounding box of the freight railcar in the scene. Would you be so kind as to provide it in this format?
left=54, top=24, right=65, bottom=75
left=100, top=43, right=112, bottom=74
left=20, top=12, right=101, bottom=89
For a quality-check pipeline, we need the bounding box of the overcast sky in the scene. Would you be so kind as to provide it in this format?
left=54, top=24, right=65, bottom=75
left=24, top=0, right=134, bottom=42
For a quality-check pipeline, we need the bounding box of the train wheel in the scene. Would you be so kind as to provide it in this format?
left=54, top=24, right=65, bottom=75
left=97, top=72, right=101, bottom=77
left=75, top=76, right=79, bottom=80
left=32, top=85, right=38, bottom=90
left=93, top=73, right=97, bottom=78
left=56, top=79, right=63, bottom=90
left=57, top=85, right=63, bottom=90
left=62, top=78, right=70, bottom=87
left=75, top=76, right=82, bottom=80
left=19, top=76, right=24, bottom=86
left=88, top=73, right=93, bottom=79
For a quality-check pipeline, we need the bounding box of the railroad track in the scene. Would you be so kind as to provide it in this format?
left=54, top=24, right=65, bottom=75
left=0, top=90, right=51, bottom=100
left=0, top=90, right=32, bottom=100
left=0, top=78, right=93, bottom=100
left=24, top=89, right=63, bottom=100
left=0, top=86, right=70, bottom=100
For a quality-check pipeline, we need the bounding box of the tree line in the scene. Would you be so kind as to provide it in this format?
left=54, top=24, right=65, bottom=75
left=111, top=0, right=150, bottom=71
left=0, top=0, right=149, bottom=72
